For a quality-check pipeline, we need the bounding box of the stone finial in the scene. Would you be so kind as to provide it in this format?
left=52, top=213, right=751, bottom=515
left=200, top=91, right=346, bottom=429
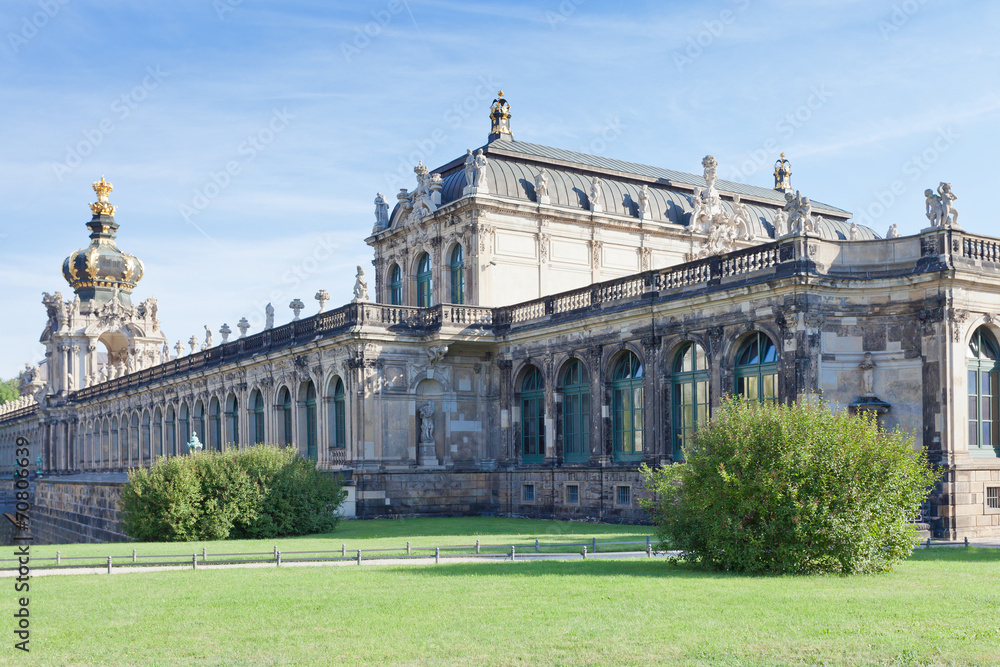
left=290, top=299, right=305, bottom=320
left=174, top=340, right=185, bottom=359
left=237, top=317, right=250, bottom=338
left=265, top=303, right=274, bottom=330
left=188, top=335, right=199, bottom=354
left=219, top=323, right=232, bottom=343
left=315, top=290, right=330, bottom=313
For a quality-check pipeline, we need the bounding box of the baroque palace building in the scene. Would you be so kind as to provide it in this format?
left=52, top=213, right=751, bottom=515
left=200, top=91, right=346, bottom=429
left=2, top=94, right=999, bottom=542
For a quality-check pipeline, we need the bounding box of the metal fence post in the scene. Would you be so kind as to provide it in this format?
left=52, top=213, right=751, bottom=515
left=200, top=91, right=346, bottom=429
left=342, top=543, right=346, bottom=557
left=582, top=546, right=587, bottom=560
left=107, top=556, right=112, bottom=574
left=357, top=549, right=362, bottom=565
left=276, top=551, right=281, bottom=567
left=407, top=541, right=411, bottom=556
left=647, top=543, right=652, bottom=558
left=476, top=539, right=480, bottom=554
left=203, top=547, right=207, bottom=563
left=435, top=547, right=440, bottom=564
left=510, top=546, right=515, bottom=561
left=646, top=535, right=651, bottom=550
left=192, top=554, right=197, bottom=570
left=56, top=550, right=61, bottom=566
left=274, top=545, right=278, bottom=560
left=535, top=539, right=539, bottom=553
left=592, top=537, right=597, bottom=553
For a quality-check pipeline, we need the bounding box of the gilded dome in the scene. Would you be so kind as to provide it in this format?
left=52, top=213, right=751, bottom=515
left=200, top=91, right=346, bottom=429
left=62, top=178, right=144, bottom=305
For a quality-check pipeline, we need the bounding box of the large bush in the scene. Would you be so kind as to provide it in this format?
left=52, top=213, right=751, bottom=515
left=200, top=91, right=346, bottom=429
left=120, top=446, right=347, bottom=542
left=641, top=398, right=939, bottom=574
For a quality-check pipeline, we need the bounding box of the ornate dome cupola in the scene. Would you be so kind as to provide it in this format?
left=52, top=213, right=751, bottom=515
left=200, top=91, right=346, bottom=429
left=488, top=91, right=512, bottom=142
left=61, top=177, right=144, bottom=307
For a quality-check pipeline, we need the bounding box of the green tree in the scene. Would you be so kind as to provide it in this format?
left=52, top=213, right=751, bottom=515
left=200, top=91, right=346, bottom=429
left=641, top=397, right=939, bottom=574
left=0, top=379, right=18, bottom=406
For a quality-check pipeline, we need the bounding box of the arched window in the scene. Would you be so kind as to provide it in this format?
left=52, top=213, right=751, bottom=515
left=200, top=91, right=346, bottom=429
left=450, top=245, right=465, bottom=304
left=672, top=342, right=709, bottom=461
left=520, top=366, right=545, bottom=463
left=735, top=332, right=778, bottom=404
left=226, top=394, right=239, bottom=448
left=250, top=390, right=265, bottom=444
left=416, top=253, right=433, bottom=307
left=611, top=352, right=643, bottom=460
left=179, top=403, right=190, bottom=449
left=141, top=411, right=151, bottom=464
left=279, top=388, right=293, bottom=446
left=111, top=417, right=120, bottom=467
left=166, top=406, right=177, bottom=456
left=194, top=401, right=206, bottom=446
left=389, top=264, right=402, bottom=306
left=302, top=382, right=318, bottom=460
left=560, top=359, right=590, bottom=462
left=969, top=327, right=1000, bottom=454
left=152, top=408, right=163, bottom=459
left=102, top=418, right=111, bottom=468
left=209, top=398, right=221, bottom=451
left=329, top=378, right=346, bottom=449
left=130, top=413, right=140, bottom=466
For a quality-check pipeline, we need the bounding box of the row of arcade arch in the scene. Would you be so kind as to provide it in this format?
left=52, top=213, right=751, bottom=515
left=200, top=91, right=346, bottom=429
left=386, top=244, right=466, bottom=307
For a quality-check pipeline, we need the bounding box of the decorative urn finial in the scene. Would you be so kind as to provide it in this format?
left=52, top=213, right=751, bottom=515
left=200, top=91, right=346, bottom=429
left=488, top=91, right=512, bottom=142
left=89, top=176, right=117, bottom=217
left=774, top=153, right=792, bottom=193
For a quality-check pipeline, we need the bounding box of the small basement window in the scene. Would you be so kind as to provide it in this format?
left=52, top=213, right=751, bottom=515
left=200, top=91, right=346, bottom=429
left=523, top=483, right=535, bottom=503
left=565, top=484, right=579, bottom=504
left=616, top=485, right=631, bottom=506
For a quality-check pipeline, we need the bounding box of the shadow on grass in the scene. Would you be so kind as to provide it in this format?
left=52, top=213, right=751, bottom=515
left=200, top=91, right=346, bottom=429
left=905, top=546, right=1000, bottom=563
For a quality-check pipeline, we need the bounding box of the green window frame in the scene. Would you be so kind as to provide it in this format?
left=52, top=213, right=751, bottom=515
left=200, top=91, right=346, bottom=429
left=561, top=359, right=590, bottom=462
left=389, top=264, right=402, bottom=305
left=279, top=388, right=293, bottom=446
left=209, top=398, right=221, bottom=451
left=611, top=352, right=644, bottom=461
left=969, top=327, right=1000, bottom=456
left=520, top=366, right=545, bottom=463
left=304, top=383, right=317, bottom=460
left=166, top=407, right=176, bottom=456
left=672, top=342, right=709, bottom=461
left=179, top=404, right=190, bottom=448
left=226, top=395, right=239, bottom=448
left=331, top=379, right=346, bottom=448
left=251, top=391, right=265, bottom=444
left=735, top=332, right=778, bottom=404
left=416, top=253, right=433, bottom=307
left=450, top=245, right=465, bottom=304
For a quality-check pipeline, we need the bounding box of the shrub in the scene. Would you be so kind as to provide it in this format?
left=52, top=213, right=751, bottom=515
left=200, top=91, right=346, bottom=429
left=120, top=445, right=346, bottom=542
left=640, top=397, right=940, bottom=574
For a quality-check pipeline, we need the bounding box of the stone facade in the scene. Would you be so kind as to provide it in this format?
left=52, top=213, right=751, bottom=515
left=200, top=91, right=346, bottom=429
left=2, top=100, right=999, bottom=542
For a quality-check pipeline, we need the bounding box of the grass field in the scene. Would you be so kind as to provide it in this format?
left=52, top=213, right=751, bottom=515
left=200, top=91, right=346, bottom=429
left=4, top=520, right=1000, bottom=666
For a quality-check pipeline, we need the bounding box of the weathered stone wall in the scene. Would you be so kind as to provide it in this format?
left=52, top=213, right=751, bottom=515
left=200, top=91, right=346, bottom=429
left=32, top=477, right=128, bottom=545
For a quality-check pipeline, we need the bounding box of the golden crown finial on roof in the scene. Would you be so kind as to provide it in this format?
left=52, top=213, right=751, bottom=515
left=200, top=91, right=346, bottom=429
left=89, top=176, right=117, bottom=216
left=489, top=91, right=512, bottom=141
left=773, top=154, right=792, bottom=193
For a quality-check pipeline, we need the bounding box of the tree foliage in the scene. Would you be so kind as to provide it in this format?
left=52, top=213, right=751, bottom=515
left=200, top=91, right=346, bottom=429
left=120, top=445, right=347, bottom=542
left=641, top=397, right=940, bottom=574
left=0, top=379, right=18, bottom=405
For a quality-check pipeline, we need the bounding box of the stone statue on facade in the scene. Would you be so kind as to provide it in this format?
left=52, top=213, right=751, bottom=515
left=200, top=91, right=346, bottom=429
left=373, top=192, right=390, bottom=232
left=886, top=223, right=900, bottom=239
left=925, top=188, right=943, bottom=227
left=419, top=401, right=435, bottom=443
left=534, top=168, right=549, bottom=204
left=463, top=149, right=476, bottom=189
left=590, top=176, right=603, bottom=213
left=730, top=194, right=754, bottom=241
left=203, top=325, right=213, bottom=349
left=859, top=352, right=877, bottom=397
left=474, top=149, right=489, bottom=190
left=265, top=303, right=274, bottom=330
left=849, top=221, right=860, bottom=241
left=637, top=184, right=651, bottom=221
left=425, top=345, right=448, bottom=365
left=938, top=182, right=958, bottom=227
left=408, top=163, right=438, bottom=223
left=396, top=188, right=413, bottom=222
left=352, top=266, right=369, bottom=303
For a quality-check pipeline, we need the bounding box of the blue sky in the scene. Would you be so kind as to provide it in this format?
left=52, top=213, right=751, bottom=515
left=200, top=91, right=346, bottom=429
left=1, top=0, right=998, bottom=379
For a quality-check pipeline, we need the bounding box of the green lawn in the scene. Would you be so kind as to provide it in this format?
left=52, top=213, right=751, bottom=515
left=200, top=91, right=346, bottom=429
left=6, top=518, right=654, bottom=568
left=4, top=546, right=999, bottom=666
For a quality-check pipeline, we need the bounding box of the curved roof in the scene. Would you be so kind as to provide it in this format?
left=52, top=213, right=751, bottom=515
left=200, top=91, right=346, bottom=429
left=388, top=140, right=877, bottom=241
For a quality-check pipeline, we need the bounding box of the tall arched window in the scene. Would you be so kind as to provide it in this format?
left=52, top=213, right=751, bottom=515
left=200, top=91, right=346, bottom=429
left=416, top=253, right=433, bottom=307
left=389, top=264, right=402, bottom=306
left=111, top=417, right=120, bottom=467
left=209, top=398, right=221, bottom=451
left=735, top=332, right=778, bottom=404
left=250, top=390, right=265, bottom=444
left=302, top=382, right=318, bottom=460
left=152, top=408, right=163, bottom=458
left=226, top=394, right=239, bottom=448
left=449, top=245, right=465, bottom=304
left=194, top=401, right=206, bottom=446
left=329, top=378, right=346, bottom=449
left=179, top=403, right=190, bottom=448
left=520, top=366, right=545, bottom=462
left=969, top=327, right=1000, bottom=455
left=672, top=342, right=709, bottom=461
left=611, top=352, right=643, bottom=461
left=130, top=413, right=140, bottom=466
left=279, top=388, right=293, bottom=446
left=141, top=411, right=151, bottom=464
left=166, top=406, right=177, bottom=456
left=561, top=359, right=590, bottom=462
